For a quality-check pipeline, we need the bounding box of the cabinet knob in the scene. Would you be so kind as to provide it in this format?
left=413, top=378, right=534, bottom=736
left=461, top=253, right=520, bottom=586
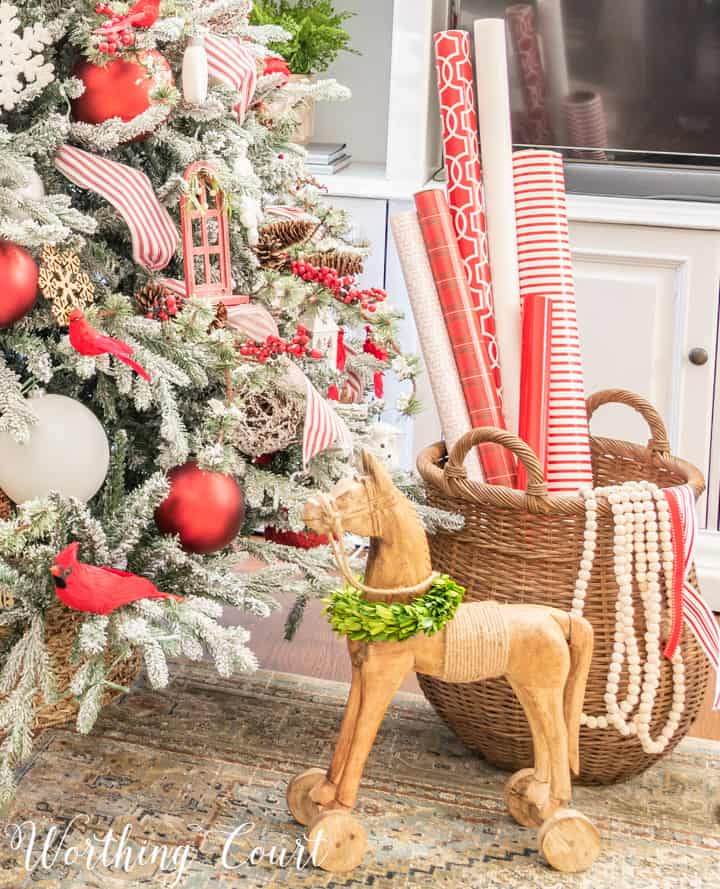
left=689, top=347, right=709, bottom=366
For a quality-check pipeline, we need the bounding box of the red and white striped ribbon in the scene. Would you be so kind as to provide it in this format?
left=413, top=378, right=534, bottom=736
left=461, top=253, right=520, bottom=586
left=158, top=279, right=279, bottom=342
left=205, top=34, right=257, bottom=121
left=55, top=145, right=178, bottom=271
left=286, top=362, right=352, bottom=466
left=264, top=206, right=309, bottom=221
left=663, top=484, right=720, bottom=708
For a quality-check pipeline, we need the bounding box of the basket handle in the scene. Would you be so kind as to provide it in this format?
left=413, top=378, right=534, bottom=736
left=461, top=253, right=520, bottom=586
left=586, top=389, right=670, bottom=456
left=444, top=427, right=549, bottom=507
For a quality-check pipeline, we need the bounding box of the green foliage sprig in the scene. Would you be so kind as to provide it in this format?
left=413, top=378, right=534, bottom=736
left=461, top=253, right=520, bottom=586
left=250, top=0, right=358, bottom=75
left=323, top=575, right=465, bottom=642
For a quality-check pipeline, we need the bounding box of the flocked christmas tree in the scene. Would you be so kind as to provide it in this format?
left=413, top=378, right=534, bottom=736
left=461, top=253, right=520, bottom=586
left=0, top=0, right=432, bottom=803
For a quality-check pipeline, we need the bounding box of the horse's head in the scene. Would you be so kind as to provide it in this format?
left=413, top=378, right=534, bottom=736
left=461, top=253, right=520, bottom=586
left=303, top=450, right=398, bottom=539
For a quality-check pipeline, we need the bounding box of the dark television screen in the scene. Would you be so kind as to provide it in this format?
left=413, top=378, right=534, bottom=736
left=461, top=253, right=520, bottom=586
left=453, top=0, right=720, bottom=166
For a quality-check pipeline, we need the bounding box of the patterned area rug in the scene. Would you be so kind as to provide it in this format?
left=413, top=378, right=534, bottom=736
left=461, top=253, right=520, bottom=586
left=1, top=662, right=719, bottom=888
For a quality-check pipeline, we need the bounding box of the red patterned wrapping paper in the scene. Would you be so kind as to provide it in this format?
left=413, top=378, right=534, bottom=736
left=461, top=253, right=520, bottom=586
left=517, top=294, right=552, bottom=490
left=507, top=4, right=554, bottom=145
left=512, top=149, right=593, bottom=494
left=433, top=31, right=501, bottom=387
left=415, top=188, right=516, bottom=487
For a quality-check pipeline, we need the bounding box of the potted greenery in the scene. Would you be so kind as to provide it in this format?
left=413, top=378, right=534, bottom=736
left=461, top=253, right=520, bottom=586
left=251, top=0, right=358, bottom=143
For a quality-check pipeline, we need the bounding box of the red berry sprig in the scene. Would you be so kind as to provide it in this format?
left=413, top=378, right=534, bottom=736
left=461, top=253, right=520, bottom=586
left=290, top=260, right=387, bottom=313
left=237, top=324, right=323, bottom=364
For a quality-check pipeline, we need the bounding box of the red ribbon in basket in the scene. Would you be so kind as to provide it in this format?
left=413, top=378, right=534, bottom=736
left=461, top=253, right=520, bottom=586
left=518, top=294, right=552, bottom=489
left=415, top=188, right=516, bottom=486
left=663, top=484, right=720, bottom=709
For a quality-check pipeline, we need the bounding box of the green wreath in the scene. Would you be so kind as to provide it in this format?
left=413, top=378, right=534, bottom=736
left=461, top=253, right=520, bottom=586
left=323, top=575, right=465, bottom=642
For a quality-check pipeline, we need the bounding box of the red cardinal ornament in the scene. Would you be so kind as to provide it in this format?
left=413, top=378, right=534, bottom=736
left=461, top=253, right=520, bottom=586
left=51, top=542, right=181, bottom=615
left=68, top=308, right=151, bottom=381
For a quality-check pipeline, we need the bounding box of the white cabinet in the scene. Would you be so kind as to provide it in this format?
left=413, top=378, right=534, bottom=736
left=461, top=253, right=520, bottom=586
left=570, top=221, right=720, bottom=526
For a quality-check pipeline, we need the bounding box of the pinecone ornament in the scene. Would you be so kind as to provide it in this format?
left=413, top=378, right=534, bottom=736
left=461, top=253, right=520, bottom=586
left=303, top=250, right=364, bottom=277
left=255, top=220, right=317, bottom=270
left=209, top=302, right=228, bottom=332
left=0, top=489, right=13, bottom=522
left=134, top=281, right=184, bottom=321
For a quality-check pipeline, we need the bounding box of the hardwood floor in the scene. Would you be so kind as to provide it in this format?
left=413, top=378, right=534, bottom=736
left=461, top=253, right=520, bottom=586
left=238, top=595, right=720, bottom=741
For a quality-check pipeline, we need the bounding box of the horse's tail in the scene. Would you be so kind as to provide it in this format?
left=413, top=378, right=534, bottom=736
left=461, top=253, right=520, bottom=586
left=562, top=614, right=594, bottom=776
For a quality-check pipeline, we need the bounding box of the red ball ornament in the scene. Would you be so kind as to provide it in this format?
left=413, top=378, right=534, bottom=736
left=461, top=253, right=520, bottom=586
left=72, top=50, right=173, bottom=131
left=0, top=241, right=39, bottom=328
left=155, top=462, right=245, bottom=554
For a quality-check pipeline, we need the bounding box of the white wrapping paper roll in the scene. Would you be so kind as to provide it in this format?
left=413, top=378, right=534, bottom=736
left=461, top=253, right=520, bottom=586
left=473, top=19, right=521, bottom=438
left=390, top=210, right=484, bottom=481
left=536, top=0, right=570, bottom=143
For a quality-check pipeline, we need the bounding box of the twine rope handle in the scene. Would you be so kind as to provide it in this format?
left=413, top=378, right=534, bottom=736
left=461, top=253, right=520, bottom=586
left=316, top=494, right=440, bottom=598
left=443, top=427, right=550, bottom=513
left=586, top=389, right=671, bottom=456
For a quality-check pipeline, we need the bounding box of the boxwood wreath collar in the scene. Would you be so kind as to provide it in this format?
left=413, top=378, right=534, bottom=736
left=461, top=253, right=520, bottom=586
left=323, top=575, right=465, bottom=643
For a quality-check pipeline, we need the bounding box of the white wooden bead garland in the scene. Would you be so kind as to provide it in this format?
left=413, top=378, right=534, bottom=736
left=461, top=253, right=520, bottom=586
left=570, top=480, right=685, bottom=754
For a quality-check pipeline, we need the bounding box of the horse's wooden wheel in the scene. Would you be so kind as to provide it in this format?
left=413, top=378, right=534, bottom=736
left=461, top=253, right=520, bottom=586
left=504, top=768, right=560, bottom=828
left=286, top=768, right=326, bottom=826
left=308, top=809, right=368, bottom=873
left=538, top=808, right=601, bottom=873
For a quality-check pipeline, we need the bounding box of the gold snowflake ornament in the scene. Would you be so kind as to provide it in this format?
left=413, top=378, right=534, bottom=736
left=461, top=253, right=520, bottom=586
left=38, top=245, right=95, bottom=324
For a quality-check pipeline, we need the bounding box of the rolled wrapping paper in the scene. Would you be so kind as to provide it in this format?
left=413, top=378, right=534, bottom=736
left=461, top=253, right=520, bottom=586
left=517, top=294, right=552, bottom=491
left=536, top=0, right=570, bottom=143
left=512, top=149, right=593, bottom=494
left=390, top=211, right=484, bottom=482
left=433, top=30, right=501, bottom=390
left=564, top=90, right=608, bottom=160
left=415, top=189, right=516, bottom=487
left=506, top=4, right=554, bottom=145
left=473, top=19, right=522, bottom=438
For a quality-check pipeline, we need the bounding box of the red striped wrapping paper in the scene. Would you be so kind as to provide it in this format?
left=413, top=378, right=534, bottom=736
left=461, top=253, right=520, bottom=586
left=518, top=294, right=552, bottom=490
left=433, top=31, right=501, bottom=384
left=415, top=189, right=516, bottom=486
left=506, top=4, right=554, bottom=144
left=512, top=149, right=593, bottom=494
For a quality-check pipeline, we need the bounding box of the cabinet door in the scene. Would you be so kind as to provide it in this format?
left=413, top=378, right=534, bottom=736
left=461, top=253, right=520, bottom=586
left=569, top=222, right=720, bottom=526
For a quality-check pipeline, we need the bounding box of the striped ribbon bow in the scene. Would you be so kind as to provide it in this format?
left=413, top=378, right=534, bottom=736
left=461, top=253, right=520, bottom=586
left=55, top=145, right=179, bottom=272
left=205, top=34, right=257, bottom=121
left=161, top=280, right=351, bottom=466
left=663, top=484, right=720, bottom=708
left=285, top=362, right=352, bottom=467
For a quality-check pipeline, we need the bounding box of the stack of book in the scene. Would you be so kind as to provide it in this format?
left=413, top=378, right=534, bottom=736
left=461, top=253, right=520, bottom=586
left=304, top=143, right=352, bottom=176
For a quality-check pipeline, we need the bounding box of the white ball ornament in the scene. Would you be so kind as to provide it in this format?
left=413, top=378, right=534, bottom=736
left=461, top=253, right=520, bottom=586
left=0, top=394, right=110, bottom=503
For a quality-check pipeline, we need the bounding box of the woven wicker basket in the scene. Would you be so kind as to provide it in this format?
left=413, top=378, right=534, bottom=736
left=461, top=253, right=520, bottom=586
left=416, top=389, right=710, bottom=785
left=0, top=604, right=142, bottom=737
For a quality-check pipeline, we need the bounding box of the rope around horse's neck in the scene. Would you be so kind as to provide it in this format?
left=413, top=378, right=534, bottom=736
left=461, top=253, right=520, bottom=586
left=319, top=495, right=440, bottom=598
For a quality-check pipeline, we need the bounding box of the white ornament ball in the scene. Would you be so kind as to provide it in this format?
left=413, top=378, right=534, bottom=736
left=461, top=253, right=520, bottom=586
left=0, top=394, right=110, bottom=503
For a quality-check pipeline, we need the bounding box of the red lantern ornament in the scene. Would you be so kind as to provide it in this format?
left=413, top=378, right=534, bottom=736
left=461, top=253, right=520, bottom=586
left=0, top=241, right=39, bottom=328
left=155, top=462, right=245, bottom=554
left=72, top=50, right=173, bottom=130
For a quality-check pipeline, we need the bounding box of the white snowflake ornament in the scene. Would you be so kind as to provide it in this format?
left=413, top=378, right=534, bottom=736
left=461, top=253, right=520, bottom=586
left=0, top=4, right=54, bottom=112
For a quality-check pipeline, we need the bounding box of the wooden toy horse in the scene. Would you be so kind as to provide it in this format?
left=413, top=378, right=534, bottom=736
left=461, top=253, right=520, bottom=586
left=287, top=451, right=600, bottom=874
